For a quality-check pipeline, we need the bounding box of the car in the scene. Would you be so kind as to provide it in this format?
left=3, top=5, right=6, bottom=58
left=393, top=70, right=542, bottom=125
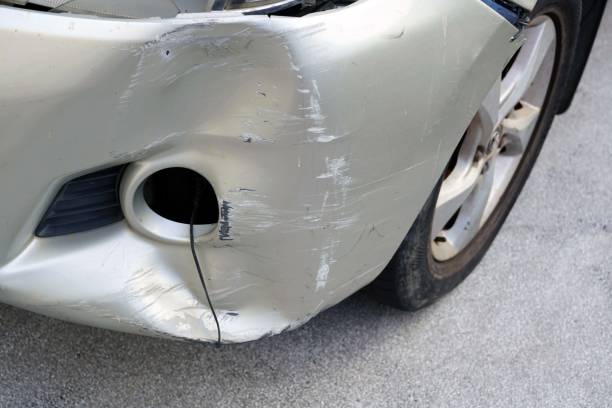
left=0, top=0, right=605, bottom=344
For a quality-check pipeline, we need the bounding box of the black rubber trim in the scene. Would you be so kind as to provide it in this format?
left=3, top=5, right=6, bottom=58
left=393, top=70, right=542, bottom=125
left=482, top=0, right=525, bottom=26
left=35, top=165, right=127, bottom=238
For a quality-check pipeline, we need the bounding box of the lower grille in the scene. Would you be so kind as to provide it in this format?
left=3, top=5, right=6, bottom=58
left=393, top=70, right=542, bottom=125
left=35, top=165, right=126, bottom=237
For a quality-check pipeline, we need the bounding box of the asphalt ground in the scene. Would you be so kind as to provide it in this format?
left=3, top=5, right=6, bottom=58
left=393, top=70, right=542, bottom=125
left=1, top=6, right=611, bottom=407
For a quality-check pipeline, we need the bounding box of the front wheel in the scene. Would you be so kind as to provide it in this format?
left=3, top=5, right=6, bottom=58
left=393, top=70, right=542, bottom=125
left=370, top=0, right=580, bottom=310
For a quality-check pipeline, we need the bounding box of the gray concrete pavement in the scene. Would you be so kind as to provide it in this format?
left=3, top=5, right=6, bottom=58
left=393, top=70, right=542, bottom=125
left=1, top=6, right=612, bottom=408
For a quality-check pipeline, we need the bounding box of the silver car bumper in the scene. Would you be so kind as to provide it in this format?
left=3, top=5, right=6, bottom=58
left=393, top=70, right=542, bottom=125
left=0, top=0, right=519, bottom=342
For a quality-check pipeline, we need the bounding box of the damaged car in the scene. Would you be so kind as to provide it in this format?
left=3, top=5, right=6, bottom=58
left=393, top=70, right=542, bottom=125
left=0, top=0, right=605, bottom=343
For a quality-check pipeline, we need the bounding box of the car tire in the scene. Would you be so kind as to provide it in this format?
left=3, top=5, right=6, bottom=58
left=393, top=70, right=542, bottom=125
left=370, top=0, right=581, bottom=311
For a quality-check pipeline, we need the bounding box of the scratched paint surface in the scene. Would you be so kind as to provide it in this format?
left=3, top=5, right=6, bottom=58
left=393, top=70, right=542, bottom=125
left=0, top=0, right=519, bottom=342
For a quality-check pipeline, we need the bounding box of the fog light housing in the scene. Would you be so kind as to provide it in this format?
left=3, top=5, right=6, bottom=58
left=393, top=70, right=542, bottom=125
left=121, top=164, right=219, bottom=244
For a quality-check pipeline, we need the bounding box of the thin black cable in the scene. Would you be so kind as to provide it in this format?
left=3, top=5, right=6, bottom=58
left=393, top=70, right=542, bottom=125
left=189, top=181, right=222, bottom=346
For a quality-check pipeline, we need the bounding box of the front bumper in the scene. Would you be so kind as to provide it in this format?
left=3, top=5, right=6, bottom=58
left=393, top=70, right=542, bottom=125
left=0, top=0, right=518, bottom=342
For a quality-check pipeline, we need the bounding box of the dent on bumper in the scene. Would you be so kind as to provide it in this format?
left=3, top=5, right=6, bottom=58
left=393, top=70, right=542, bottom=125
left=0, top=0, right=519, bottom=342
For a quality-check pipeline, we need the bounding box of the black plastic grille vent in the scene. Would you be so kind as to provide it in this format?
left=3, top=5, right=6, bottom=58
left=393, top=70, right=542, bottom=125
left=35, top=165, right=126, bottom=237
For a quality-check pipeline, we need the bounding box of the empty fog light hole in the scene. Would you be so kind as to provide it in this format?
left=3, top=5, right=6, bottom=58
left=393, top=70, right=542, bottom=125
left=142, top=168, right=219, bottom=225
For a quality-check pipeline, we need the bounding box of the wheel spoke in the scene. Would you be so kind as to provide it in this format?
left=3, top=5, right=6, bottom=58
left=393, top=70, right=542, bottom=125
left=433, top=164, right=495, bottom=260
left=500, top=19, right=555, bottom=120
left=432, top=160, right=484, bottom=237
left=502, top=101, right=540, bottom=155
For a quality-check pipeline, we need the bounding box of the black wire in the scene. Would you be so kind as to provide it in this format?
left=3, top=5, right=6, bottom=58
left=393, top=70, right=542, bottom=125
left=189, top=181, right=222, bottom=346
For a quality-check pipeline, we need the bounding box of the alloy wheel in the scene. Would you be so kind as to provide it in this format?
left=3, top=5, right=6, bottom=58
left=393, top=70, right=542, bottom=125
left=431, top=16, right=557, bottom=262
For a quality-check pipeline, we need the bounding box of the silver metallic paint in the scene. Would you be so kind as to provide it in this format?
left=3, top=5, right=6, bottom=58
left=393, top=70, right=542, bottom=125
left=512, top=0, right=537, bottom=10
left=0, top=0, right=520, bottom=342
